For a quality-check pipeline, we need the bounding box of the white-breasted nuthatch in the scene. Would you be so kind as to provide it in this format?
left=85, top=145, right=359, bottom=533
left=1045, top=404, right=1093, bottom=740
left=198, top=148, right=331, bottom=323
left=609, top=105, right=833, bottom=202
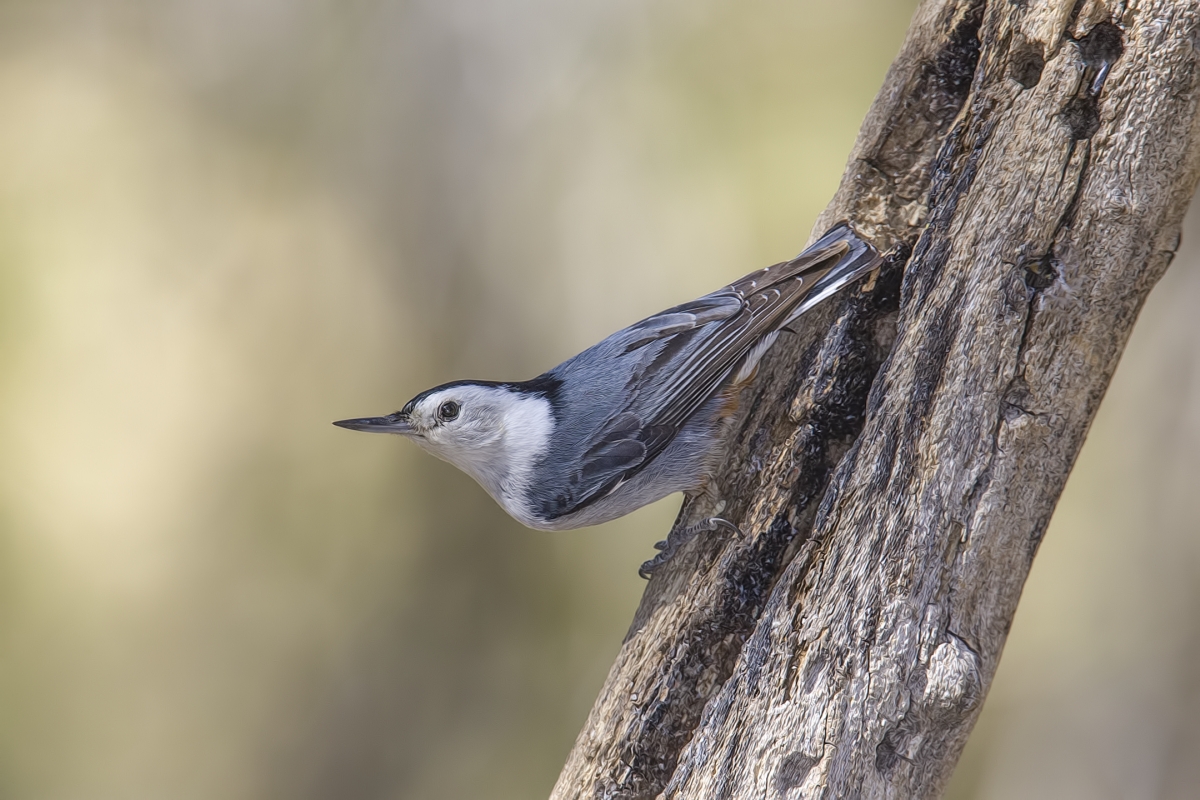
left=335, top=223, right=880, bottom=537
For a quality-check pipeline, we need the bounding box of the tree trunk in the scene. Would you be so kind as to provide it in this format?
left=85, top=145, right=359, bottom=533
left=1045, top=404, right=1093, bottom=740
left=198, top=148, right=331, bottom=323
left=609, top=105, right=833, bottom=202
left=551, top=1, right=1200, bottom=798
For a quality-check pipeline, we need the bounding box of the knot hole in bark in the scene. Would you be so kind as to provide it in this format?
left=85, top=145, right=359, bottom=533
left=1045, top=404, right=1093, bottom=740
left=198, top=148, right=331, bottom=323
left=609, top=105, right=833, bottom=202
left=1062, top=20, right=1125, bottom=140
left=875, top=634, right=982, bottom=777
left=1009, top=38, right=1045, bottom=88
left=1020, top=251, right=1060, bottom=291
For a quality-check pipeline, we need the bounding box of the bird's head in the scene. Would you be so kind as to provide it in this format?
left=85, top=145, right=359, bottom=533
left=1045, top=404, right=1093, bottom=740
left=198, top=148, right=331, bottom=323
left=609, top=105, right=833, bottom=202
left=334, top=381, right=554, bottom=505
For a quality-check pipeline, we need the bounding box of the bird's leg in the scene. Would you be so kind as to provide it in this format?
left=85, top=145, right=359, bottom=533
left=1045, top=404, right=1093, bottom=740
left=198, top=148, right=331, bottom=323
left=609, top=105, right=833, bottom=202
left=638, top=517, right=742, bottom=579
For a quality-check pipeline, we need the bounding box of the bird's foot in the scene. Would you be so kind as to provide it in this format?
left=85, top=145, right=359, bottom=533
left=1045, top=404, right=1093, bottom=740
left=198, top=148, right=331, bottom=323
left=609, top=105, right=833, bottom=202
left=639, top=517, right=742, bottom=579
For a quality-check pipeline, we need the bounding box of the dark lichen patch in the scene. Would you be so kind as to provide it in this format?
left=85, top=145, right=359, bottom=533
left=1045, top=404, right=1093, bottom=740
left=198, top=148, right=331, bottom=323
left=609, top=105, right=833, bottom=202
left=1065, top=0, right=1087, bottom=29
left=927, top=0, right=985, bottom=119
left=1009, top=40, right=1045, bottom=88
left=907, top=281, right=964, bottom=424
left=875, top=727, right=905, bottom=773
left=1061, top=95, right=1100, bottom=140
left=869, top=0, right=983, bottom=185
left=775, top=751, right=819, bottom=792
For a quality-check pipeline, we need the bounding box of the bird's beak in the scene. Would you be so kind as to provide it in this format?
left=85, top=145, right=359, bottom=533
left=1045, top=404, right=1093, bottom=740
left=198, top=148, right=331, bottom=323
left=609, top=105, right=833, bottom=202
left=333, top=412, right=415, bottom=435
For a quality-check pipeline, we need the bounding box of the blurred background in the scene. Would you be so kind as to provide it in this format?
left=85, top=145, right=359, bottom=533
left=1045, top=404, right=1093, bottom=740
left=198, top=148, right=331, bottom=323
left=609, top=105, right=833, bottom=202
left=0, top=1, right=1195, bottom=798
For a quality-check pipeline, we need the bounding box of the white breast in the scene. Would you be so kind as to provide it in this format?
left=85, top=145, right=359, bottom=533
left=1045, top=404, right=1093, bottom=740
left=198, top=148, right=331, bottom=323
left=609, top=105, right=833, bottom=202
left=427, top=386, right=554, bottom=528
left=491, top=392, right=555, bottom=526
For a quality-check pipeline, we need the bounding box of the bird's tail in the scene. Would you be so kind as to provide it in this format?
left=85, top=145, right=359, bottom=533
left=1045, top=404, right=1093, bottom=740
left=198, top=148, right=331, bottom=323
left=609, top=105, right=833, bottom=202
left=780, top=222, right=883, bottom=326
left=725, top=223, right=883, bottom=387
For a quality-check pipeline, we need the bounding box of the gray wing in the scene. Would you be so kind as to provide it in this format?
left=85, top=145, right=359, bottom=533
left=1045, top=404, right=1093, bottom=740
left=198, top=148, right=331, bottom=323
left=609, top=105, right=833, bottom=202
left=534, top=223, right=881, bottom=521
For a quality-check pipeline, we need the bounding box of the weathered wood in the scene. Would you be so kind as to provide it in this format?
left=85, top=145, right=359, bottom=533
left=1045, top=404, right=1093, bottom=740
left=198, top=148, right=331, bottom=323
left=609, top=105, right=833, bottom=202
left=551, top=1, right=1200, bottom=798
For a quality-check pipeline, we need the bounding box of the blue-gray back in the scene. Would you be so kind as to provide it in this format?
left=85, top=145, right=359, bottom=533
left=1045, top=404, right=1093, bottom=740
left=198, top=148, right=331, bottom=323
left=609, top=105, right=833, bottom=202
left=525, top=223, right=880, bottom=522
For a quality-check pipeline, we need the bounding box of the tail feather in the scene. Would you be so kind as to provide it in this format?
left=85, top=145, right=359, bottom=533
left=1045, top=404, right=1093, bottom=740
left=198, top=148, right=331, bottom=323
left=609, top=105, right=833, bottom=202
left=782, top=223, right=882, bottom=325
left=726, top=223, right=882, bottom=386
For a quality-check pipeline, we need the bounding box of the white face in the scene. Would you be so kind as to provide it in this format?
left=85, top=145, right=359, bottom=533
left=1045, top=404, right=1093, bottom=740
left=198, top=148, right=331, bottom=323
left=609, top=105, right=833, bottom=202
left=396, top=383, right=554, bottom=524
left=403, top=385, right=508, bottom=459
left=336, top=380, right=554, bottom=526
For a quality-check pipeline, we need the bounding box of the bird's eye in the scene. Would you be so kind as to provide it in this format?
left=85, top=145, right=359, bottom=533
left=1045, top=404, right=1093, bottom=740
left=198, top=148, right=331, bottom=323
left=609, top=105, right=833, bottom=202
left=437, top=401, right=460, bottom=422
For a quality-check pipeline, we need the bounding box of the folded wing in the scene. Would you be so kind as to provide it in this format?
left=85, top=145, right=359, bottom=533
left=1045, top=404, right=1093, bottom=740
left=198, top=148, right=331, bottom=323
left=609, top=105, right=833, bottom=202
left=532, top=223, right=881, bottom=521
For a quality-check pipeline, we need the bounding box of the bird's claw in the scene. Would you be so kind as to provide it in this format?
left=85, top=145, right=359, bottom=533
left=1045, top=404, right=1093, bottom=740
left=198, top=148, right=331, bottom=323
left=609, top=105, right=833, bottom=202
left=638, top=560, right=661, bottom=580
left=702, top=518, right=742, bottom=538
left=639, top=517, right=743, bottom=579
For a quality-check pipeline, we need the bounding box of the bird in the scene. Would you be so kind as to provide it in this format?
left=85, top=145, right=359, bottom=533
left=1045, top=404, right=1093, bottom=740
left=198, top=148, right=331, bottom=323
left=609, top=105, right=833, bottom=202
left=335, top=223, right=881, bottom=566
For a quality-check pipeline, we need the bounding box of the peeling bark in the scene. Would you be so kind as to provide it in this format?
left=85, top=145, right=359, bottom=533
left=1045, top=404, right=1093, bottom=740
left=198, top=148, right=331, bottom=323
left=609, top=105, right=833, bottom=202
left=551, top=1, right=1200, bottom=798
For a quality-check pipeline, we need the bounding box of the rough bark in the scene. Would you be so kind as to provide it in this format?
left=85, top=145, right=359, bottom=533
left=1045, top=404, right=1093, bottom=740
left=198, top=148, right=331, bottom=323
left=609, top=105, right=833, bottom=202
left=551, top=2, right=1200, bottom=799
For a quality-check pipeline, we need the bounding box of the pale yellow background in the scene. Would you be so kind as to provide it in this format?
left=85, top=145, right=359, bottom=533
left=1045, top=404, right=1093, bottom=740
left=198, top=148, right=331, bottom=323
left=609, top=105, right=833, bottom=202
left=0, top=1, right=1195, bottom=798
